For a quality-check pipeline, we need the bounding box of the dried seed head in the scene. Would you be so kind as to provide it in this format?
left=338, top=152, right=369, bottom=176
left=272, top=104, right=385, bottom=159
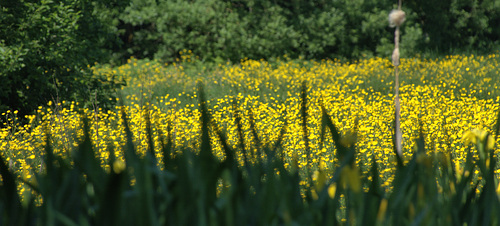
left=392, top=47, right=400, bottom=66
left=389, top=9, right=406, bottom=28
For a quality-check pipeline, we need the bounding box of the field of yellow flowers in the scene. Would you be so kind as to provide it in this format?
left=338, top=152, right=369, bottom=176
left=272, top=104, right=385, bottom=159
left=1, top=53, right=500, bottom=195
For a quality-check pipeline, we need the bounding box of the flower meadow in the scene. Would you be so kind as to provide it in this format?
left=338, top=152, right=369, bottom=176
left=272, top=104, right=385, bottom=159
left=2, top=53, right=500, bottom=225
left=3, top=54, right=500, bottom=186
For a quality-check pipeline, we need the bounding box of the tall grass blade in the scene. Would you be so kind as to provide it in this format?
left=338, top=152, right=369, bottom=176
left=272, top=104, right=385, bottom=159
left=478, top=149, right=498, bottom=226
left=369, top=155, right=381, bottom=195
left=248, top=109, right=262, bottom=162
left=233, top=100, right=249, bottom=168
left=0, top=142, right=22, bottom=226
left=144, top=104, right=156, bottom=162
left=196, top=81, right=220, bottom=224
left=74, top=117, right=105, bottom=193
left=119, top=102, right=158, bottom=225
left=119, top=105, right=139, bottom=169
left=98, top=145, right=123, bottom=226
left=159, top=120, right=174, bottom=171
left=271, top=121, right=287, bottom=162
left=213, top=123, right=236, bottom=168
left=320, top=104, right=340, bottom=145
left=301, top=81, right=311, bottom=169
left=197, top=82, right=214, bottom=165
left=320, top=104, right=352, bottom=163
left=360, top=156, right=383, bottom=225
left=494, top=105, right=500, bottom=139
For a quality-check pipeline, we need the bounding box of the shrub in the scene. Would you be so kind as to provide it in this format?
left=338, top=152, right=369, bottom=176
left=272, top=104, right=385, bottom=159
left=0, top=0, right=125, bottom=121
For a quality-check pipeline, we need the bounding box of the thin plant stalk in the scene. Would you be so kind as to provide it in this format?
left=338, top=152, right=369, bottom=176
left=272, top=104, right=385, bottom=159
left=390, top=2, right=406, bottom=158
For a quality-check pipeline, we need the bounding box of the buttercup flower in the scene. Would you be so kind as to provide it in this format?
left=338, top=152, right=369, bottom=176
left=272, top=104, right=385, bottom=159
left=462, top=130, right=477, bottom=146
left=462, top=128, right=495, bottom=150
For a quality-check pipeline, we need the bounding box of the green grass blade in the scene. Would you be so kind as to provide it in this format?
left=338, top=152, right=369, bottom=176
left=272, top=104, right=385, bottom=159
left=0, top=144, right=22, bottom=225
left=74, top=117, right=105, bottom=193
left=144, top=104, right=156, bottom=162
left=494, top=104, right=500, bottom=139
left=158, top=120, right=174, bottom=171
left=271, top=121, right=287, bottom=163
left=233, top=100, right=249, bottom=169
left=119, top=105, right=139, bottom=169
left=248, top=109, right=262, bottom=162
left=197, top=82, right=217, bottom=174
left=301, top=81, right=311, bottom=169
left=320, top=104, right=341, bottom=147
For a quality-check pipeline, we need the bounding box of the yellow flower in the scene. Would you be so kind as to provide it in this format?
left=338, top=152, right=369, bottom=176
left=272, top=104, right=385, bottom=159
left=113, top=160, right=126, bottom=174
left=328, top=183, right=337, bottom=199
left=462, top=128, right=489, bottom=146
left=486, top=134, right=495, bottom=150
left=462, top=130, right=476, bottom=145
left=473, top=128, right=488, bottom=142
left=497, top=180, right=500, bottom=196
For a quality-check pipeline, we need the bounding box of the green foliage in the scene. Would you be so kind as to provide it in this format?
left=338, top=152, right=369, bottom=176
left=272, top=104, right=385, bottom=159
left=1, top=83, right=500, bottom=225
left=1, top=0, right=498, bottom=117
left=109, top=0, right=500, bottom=63
left=114, top=0, right=397, bottom=62
left=0, top=0, right=125, bottom=119
left=407, top=0, right=500, bottom=53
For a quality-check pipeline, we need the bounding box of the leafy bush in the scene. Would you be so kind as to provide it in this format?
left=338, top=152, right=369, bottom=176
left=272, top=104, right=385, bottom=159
left=0, top=0, right=125, bottom=120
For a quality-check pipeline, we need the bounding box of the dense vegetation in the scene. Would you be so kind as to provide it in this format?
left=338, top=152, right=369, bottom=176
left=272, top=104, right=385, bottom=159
left=2, top=81, right=500, bottom=225
left=115, top=0, right=500, bottom=62
left=0, top=0, right=125, bottom=120
left=2, top=54, right=500, bottom=225
left=1, top=0, right=500, bottom=117
left=1, top=0, right=500, bottom=224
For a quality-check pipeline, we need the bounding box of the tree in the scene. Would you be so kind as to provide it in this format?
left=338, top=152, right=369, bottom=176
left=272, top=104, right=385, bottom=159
left=0, top=0, right=125, bottom=121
